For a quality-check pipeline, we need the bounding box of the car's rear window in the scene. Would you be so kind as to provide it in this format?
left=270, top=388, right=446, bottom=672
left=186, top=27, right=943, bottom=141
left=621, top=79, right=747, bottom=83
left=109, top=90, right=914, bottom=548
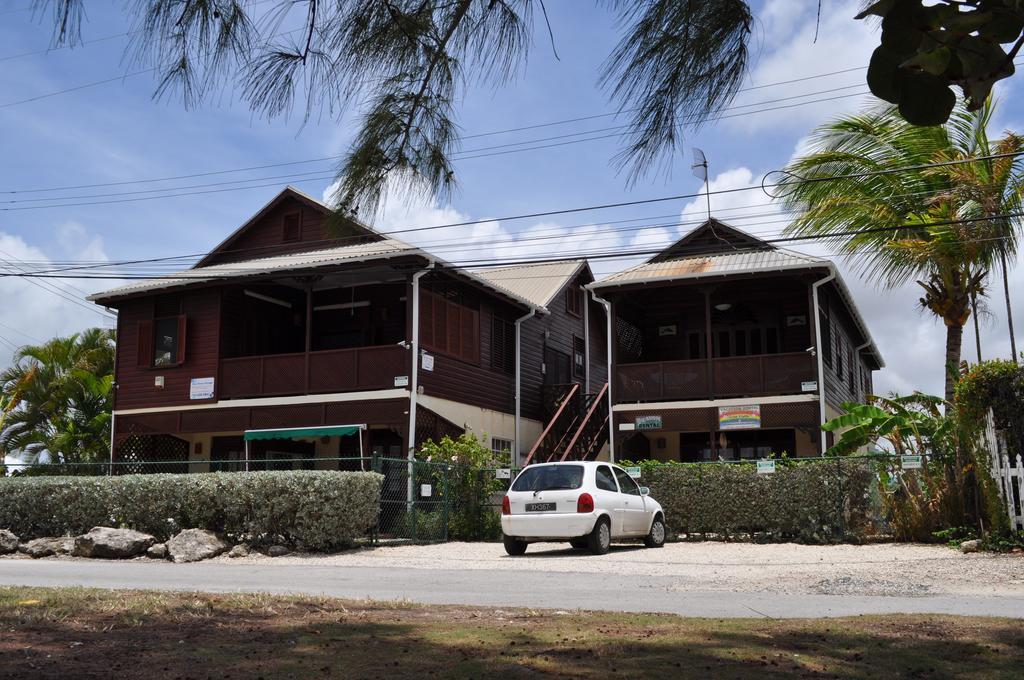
left=512, top=465, right=584, bottom=492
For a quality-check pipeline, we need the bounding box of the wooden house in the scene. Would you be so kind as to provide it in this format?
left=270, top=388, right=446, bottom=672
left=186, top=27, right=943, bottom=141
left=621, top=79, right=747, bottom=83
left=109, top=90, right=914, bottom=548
left=89, top=187, right=608, bottom=471
left=582, top=219, right=884, bottom=462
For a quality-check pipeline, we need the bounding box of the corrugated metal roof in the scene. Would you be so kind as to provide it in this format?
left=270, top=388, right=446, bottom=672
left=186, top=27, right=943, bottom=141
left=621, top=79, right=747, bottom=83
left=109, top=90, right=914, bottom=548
left=88, top=239, right=415, bottom=302
left=474, top=260, right=586, bottom=307
left=593, top=248, right=828, bottom=287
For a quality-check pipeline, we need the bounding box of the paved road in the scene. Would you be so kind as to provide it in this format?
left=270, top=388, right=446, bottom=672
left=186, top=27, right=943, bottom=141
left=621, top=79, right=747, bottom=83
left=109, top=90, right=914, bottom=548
left=2, top=559, right=1023, bottom=618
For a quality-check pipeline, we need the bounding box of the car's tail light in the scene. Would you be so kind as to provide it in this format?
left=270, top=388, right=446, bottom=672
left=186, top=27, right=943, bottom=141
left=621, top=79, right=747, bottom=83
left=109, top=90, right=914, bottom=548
left=576, top=493, right=594, bottom=513
left=501, top=495, right=511, bottom=515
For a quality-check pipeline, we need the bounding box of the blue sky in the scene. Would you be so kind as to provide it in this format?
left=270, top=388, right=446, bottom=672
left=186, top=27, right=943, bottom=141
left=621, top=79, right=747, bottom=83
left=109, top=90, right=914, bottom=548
left=0, top=0, right=1021, bottom=399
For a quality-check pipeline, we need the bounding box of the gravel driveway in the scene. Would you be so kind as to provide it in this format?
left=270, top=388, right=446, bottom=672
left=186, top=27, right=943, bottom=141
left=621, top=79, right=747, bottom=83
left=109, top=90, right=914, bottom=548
left=218, top=541, right=1024, bottom=598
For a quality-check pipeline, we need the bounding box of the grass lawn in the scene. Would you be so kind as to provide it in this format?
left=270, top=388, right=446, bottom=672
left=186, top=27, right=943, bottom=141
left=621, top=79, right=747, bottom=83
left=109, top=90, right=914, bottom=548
left=1, top=587, right=1021, bottom=678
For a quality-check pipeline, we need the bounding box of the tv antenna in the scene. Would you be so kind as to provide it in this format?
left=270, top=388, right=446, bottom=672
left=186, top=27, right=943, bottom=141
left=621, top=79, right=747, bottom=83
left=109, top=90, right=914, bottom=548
left=691, top=147, right=711, bottom=221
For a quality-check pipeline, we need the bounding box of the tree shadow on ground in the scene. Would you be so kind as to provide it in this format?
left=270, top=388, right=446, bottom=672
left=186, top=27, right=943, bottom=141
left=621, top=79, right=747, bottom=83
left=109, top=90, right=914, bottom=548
left=1, top=588, right=1022, bottom=679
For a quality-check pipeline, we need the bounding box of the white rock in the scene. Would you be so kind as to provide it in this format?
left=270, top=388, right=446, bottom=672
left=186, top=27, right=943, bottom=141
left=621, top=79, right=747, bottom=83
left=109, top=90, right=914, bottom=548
left=166, top=529, right=230, bottom=563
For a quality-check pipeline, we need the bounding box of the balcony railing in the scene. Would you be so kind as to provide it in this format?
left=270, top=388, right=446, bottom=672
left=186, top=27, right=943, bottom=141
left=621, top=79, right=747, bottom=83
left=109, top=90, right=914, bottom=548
left=219, top=345, right=408, bottom=399
left=615, top=352, right=815, bottom=402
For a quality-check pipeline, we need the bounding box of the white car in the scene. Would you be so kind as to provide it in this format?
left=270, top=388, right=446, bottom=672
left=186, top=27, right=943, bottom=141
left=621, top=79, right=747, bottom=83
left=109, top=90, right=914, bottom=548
left=500, top=461, right=666, bottom=555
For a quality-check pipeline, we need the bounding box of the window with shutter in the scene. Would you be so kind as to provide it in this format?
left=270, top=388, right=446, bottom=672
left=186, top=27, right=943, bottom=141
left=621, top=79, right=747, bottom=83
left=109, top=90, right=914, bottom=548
left=136, top=319, right=153, bottom=368
left=419, top=291, right=434, bottom=347
left=420, top=289, right=479, bottom=364
left=176, top=314, right=188, bottom=364
left=566, top=286, right=583, bottom=316
left=491, top=317, right=514, bottom=374
left=282, top=212, right=301, bottom=242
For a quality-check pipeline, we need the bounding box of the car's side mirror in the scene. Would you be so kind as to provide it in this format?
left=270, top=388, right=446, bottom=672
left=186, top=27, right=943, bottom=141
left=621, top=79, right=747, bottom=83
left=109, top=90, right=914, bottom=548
left=639, top=487, right=650, bottom=496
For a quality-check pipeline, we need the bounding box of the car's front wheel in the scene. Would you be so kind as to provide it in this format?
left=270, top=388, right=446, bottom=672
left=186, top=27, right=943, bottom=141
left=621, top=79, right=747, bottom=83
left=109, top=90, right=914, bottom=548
left=587, top=517, right=611, bottom=555
left=503, top=534, right=528, bottom=556
left=644, top=516, right=666, bottom=548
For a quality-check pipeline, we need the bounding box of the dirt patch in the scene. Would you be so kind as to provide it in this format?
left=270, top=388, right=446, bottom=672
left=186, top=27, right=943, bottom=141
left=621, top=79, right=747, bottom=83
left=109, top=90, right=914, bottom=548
left=1, top=587, right=1023, bottom=679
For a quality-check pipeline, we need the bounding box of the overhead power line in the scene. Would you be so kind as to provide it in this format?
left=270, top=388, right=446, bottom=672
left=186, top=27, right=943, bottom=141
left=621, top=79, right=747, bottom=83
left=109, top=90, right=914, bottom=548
left=2, top=83, right=869, bottom=197
left=5, top=151, right=1019, bottom=281
left=3, top=211, right=1019, bottom=282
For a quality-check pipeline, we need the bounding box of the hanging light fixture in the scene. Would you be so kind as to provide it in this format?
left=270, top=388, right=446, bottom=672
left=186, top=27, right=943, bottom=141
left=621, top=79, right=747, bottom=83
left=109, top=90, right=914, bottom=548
left=714, top=303, right=733, bottom=311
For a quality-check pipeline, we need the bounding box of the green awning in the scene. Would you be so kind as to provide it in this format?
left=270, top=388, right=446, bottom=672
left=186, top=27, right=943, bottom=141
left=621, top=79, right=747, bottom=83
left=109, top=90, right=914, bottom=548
left=244, top=425, right=363, bottom=442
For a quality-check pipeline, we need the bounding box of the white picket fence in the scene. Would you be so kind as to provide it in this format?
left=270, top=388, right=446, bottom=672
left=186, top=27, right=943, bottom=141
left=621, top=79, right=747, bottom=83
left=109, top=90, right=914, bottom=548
left=984, top=413, right=1024, bottom=531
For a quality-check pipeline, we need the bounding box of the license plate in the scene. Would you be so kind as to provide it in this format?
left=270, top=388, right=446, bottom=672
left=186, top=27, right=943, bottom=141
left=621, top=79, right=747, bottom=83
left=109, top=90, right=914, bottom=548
left=525, top=502, right=556, bottom=512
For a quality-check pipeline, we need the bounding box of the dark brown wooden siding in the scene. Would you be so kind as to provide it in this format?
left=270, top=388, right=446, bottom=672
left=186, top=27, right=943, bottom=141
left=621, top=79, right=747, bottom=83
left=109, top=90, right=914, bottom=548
left=417, top=274, right=519, bottom=414
left=517, top=271, right=607, bottom=421
left=820, top=286, right=875, bottom=412
left=202, top=195, right=374, bottom=266
left=114, top=289, right=221, bottom=410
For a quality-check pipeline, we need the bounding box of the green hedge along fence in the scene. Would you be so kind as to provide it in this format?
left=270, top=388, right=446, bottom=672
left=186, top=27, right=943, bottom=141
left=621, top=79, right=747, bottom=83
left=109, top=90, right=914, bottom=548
left=0, top=470, right=383, bottom=551
left=627, top=459, right=876, bottom=543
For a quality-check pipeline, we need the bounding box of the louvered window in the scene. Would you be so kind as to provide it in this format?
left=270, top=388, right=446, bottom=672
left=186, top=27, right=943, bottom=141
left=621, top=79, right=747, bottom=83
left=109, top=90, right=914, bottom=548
left=566, top=286, right=583, bottom=316
left=491, top=316, right=515, bottom=374
left=420, top=289, right=479, bottom=364
left=282, top=211, right=301, bottom=242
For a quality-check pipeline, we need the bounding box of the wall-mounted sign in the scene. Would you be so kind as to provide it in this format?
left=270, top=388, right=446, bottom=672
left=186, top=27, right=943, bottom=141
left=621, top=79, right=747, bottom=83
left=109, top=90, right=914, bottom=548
left=801, top=380, right=818, bottom=392
left=658, top=324, right=677, bottom=336
left=420, top=484, right=432, bottom=497
left=189, top=377, right=215, bottom=400
left=625, top=466, right=642, bottom=479
left=756, top=459, right=776, bottom=474
left=421, top=354, right=435, bottom=372
left=718, top=405, right=761, bottom=430
left=394, top=375, right=409, bottom=387
left=635, top=415, right=663, bottom=431
left=786, top=314, right=807, bottom=327
left=495, top=468, right=511, bottom=479
left=901, top=455, right=923, bottom=470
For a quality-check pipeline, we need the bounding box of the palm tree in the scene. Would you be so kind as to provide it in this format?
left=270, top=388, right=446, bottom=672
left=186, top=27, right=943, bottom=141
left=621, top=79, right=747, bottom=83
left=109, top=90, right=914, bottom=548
left=780, top=101, right=1022, bottom=402
left=0, top=329, right=115, bottom=466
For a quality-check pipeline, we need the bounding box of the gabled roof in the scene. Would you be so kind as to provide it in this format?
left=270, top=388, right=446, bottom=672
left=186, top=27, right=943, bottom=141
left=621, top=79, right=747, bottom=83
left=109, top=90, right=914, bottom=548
left=88, top=239, right=414, bottom=302
left=474, top=260, right=590, bottom=307
left=194, top=186, right=381, bottom=268
left=649, top=218, right=769, bottom=262
left=89, top=187, right=548, bottom=312
left=593, top=247, right=828, bottom=287
left=590, top=218, right=884, bottom=368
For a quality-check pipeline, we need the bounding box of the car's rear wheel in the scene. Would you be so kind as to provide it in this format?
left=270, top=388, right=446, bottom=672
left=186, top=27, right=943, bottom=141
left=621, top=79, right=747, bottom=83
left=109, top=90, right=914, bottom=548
left=569, top=538, right=588, bottom=550
left=587, top=517, right=611, bottom=555
left=503, top=534, right=528, bottom=556
left=644, top=516, right=666, bottom=548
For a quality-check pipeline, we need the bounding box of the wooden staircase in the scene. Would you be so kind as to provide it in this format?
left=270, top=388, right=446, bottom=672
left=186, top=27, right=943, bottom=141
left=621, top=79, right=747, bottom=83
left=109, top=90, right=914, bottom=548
left=524, top=382, right=609, bottom=465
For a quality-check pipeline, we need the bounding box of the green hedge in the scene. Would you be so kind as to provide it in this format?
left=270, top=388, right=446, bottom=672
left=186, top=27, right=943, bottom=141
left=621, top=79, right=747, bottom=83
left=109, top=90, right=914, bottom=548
left=0, top=470, right=383, bottom=551
left=631, top=460, right=874, bottom=543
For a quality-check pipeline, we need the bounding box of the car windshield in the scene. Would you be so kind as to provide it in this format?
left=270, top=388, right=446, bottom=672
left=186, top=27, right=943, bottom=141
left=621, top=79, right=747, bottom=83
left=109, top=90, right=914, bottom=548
left=511, top=465, right=584, bottom=492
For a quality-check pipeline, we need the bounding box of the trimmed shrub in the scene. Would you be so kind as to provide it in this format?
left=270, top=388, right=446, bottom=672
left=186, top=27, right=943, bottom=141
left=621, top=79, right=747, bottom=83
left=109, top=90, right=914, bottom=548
left=630, top=460, right=874, bottom=543
left=0, top=470, right=383, bottom=552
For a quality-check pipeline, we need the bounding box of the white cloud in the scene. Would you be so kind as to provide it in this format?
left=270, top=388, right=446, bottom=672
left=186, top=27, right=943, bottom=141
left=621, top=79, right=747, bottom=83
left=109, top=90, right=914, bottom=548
left=727, top=0, right=878, bottom=134
left=0, top=227, right=114, bottom=370
left=323, top=178, right=631, bottom=274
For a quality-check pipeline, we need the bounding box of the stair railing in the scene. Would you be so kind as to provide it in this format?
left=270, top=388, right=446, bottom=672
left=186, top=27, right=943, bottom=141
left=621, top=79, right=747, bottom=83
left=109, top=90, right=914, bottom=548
left=523, top=383, right=581, bottom=466
left=561, top=382, right=609, bottom=461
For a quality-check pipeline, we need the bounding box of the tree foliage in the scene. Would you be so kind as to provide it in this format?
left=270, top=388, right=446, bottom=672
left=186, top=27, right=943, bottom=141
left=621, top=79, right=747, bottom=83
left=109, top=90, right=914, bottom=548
left=0, top=328, right=115, bottom=466
left=858, top=0, right=1024, bottom=126
left=780, top=100, right=1024, bottom=402
left=822, top=393, right=970, bottom=540
left=29, top=0, right=753, bottom=216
